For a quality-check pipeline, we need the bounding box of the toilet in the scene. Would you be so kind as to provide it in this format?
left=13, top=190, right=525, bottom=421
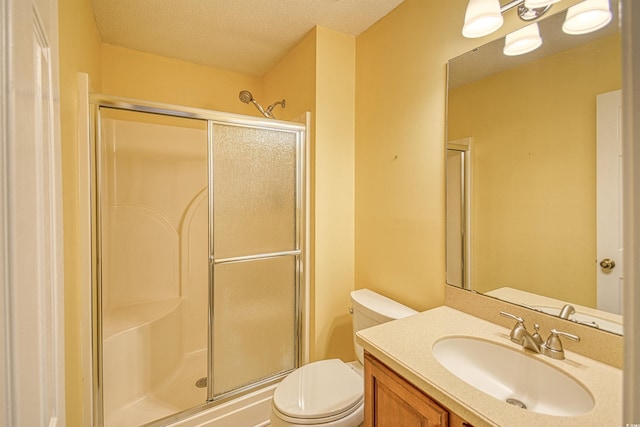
left=270, top=288, right=418, bottom=427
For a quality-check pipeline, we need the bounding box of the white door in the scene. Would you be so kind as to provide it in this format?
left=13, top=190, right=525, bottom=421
left=0, top=0, right=65, bottom=426
left=596, top=90, right=623, bottom=314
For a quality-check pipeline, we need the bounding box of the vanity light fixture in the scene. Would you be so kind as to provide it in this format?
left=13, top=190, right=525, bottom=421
left=462, top=0, right=613, bottom=56
left=503, top=22, right=543, bottom=55
left=462, top=0, right=551, bottom=38
left=562, top=0, right=612, bottom=35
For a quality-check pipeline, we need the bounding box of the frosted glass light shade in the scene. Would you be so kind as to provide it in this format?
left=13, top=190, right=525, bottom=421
left=462, top=0, right=504, bottom=38
left=524, top=0, right=561, bottom=8
left=503, top=23, right=542, bottom=56
left=562, top=0, right=612, bottom=35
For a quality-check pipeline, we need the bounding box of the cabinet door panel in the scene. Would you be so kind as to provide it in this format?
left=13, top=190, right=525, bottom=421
left=365, top=353, right=448, bottom=427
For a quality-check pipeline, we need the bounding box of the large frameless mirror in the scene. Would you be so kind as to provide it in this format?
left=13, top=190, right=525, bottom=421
left=446, top=1, right=623, bottom=335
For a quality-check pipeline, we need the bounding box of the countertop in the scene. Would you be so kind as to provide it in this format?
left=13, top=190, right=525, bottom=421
left=356, top=306, right=622, bottom=427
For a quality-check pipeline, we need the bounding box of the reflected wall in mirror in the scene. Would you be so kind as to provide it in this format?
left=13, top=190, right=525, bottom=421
left=446, top=2, right=623, bottom=335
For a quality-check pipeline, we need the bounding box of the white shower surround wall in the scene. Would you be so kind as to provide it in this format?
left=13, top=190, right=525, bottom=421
left=103, top=298, right=184, bottom=424
left=100, top=117, right=211, bottom=426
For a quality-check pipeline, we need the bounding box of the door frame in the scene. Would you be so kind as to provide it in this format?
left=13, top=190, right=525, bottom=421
left=622, top=0, right=640, bottom=422
left=0, top=0, right=65, bottom=425
left=446, top=138, right=472, bottom=290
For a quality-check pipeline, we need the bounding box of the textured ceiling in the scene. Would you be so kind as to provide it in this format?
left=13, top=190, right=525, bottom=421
left=90, top=0, right=405, bottom=77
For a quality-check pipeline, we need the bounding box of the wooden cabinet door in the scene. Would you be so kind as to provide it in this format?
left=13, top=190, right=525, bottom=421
left=449, top=411, right=474, bottom=427
left=365, top=353, right=448, bottom=427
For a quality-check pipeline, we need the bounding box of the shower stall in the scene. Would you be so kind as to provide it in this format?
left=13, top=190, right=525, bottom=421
left=90, top=96, right=307, bottom=427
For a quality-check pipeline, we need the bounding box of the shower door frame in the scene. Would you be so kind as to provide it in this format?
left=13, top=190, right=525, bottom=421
left=89, top=94, right=308, bottom=426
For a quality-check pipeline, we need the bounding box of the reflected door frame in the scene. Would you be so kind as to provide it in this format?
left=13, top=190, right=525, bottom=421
left=446, top=138, right=472, bottom=290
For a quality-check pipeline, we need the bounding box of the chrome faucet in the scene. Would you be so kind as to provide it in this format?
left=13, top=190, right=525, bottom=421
left=500, top=311, right=542, bottom=353
left=559, top=304, right=576, bottom=319
left=500, top=311, right=580, bottom=360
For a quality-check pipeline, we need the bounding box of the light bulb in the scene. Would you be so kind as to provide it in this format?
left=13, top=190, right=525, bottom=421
left=504, top=23, right=543, bottom=56
left=462, top=0, right=504, bottom=38
left=562, top=0, right=612, bottom=35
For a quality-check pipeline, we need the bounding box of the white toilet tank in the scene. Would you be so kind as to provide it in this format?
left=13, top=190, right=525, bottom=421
left=350, top=289, right=417, bottom=364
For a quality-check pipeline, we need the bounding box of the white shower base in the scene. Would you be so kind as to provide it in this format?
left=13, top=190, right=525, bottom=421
left=103, top=297, right=274, bottom=427
left=105, top=346, right=274, bottom=427
left=105, top=349, right=207, bottom=427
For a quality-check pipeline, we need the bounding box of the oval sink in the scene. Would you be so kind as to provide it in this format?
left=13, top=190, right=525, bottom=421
left=432, top=337, right=594, bottom=416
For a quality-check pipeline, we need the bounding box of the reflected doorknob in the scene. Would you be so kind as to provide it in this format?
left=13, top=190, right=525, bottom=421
left=599, top=258, right=616, bottom=270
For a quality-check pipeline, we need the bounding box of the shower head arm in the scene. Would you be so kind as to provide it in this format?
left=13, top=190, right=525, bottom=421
left=250, top=99, right=272, bottom=118
left=265, top=99, right=286, bottom=117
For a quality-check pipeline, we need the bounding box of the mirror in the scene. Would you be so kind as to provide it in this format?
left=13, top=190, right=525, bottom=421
left=446, top=2, right=623, bottom=335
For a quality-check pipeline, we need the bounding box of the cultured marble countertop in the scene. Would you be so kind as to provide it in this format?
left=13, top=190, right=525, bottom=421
left=356, top=306, right=622, bottom=427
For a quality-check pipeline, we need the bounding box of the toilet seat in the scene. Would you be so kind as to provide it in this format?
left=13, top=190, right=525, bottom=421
left=272, top=359, right=363, bottom=425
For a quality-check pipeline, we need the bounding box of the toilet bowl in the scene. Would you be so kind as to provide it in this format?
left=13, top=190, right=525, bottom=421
left=270, top=359, right=364, bottom=427
left=270, top=289, right=417, bottom=427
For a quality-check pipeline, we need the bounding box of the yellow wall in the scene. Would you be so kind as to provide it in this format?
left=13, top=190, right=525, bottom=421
left=58, top=0, right=102, bottom=424
left=355, top=0, right=468, bottom=310
left=313, top=27, right=356, bottom=361
left=353, top=0, right=584, bottom=312
left=262, top=30, right=316, bottom=122
left=448, top=34, right=621, bottom=306
left=101, top=44, right=262, bottom=114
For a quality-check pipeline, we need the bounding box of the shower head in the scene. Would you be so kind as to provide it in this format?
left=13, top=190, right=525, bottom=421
left=238, top=90, right=286, bottom=119
left=239, top=90, right=254, bottom=104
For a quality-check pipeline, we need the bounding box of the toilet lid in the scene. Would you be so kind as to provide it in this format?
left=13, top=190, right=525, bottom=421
left=273, top=359, right=363, bottom=420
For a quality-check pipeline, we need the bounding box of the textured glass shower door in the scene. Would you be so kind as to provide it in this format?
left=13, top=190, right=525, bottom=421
left=208, top=123, right=303, bottom=399
left=92, top=96, right=306, bottom=426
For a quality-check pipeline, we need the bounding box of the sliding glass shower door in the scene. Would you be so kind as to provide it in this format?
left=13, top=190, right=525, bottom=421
left=93, top=99, right=305, bottom=427
left=208, top=123, right=302, bottom=399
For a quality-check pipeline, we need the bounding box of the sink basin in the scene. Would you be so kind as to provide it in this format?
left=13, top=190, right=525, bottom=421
left=432, top=337, right=594, bottom=416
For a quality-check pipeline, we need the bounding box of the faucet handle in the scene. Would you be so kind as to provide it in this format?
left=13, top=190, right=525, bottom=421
left=550, top=329, right=580, bottom=343
left=541, top=329, right=580, bottom=360
left=500, top=311, right=524, bottom=324
left=500, top=311, right=527, bottom=344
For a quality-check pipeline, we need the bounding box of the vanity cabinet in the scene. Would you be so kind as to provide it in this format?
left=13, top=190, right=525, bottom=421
left=364, top=352, right=473, bottom=427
